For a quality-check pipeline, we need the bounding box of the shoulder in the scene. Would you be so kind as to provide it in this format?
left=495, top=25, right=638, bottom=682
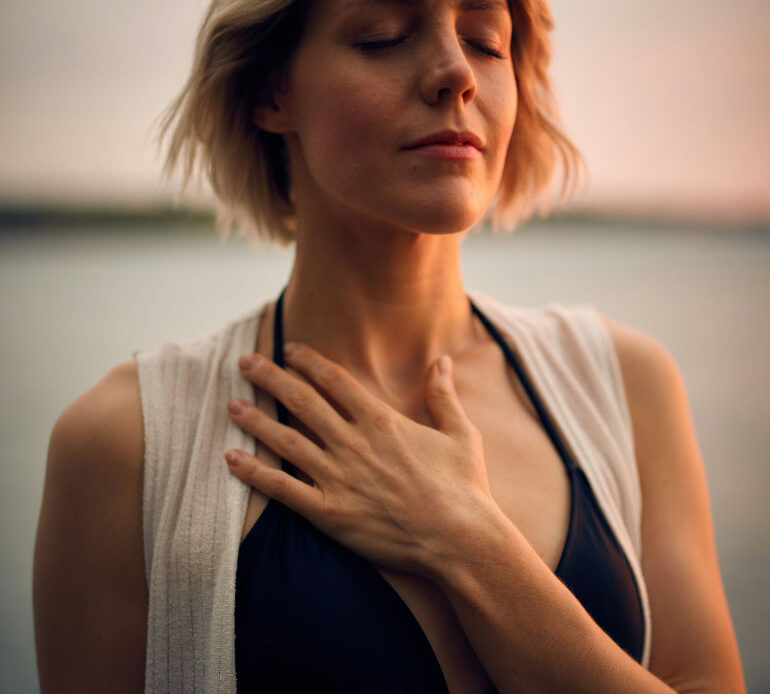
left=42, top=359, right=145, bottom=564
left=597, top=314, right=682, bottom=397
left=49, top=359, right=144, bottom=484
left=596, top=314, right=691, bottom=472
left=42, top=358, right=145, bottom=585
left=35, top=360, right=147, bottom=691
left=595, top=322, right=745, bottom=688
left=596, top=314, right=710, bottom=547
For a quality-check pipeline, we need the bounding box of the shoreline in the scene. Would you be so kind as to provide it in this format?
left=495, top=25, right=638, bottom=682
left=0, top=204, right=767, bottom=235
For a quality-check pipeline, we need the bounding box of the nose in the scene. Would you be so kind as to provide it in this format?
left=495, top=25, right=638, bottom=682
left=419, top=26, right=478, bottom=106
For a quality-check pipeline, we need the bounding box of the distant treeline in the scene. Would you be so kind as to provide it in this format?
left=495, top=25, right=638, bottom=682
left=0, top=204, right=215, bottom=231
left=0, top=203, right=766, bottom=234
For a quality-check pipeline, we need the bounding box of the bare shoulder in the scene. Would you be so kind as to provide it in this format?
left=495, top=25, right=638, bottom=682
left=34, top=360, right=147, bottom=693
left=597, top=314, right=682, bottom=406
left=598, top=315, right=745, bottom=691
left=596, top=314, right=700, bottom=526
left=597, top=313, right=706, bottom=525
left=49, top=359, right=144, bottom=476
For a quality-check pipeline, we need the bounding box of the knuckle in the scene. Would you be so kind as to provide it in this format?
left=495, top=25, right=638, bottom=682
left=370, top=409, right=395, bottom=435
left=465, top=423, right=484, bottom=448
left=347, top=435, right=373, bottom=461
left=433, top=382, right=453, bottom=397
left=321, top=497, right=346, bottom=532
left=314, top=363, right=339, bottom=390
left=244, top=405, right=264, bottom=427
left=267, top=472, right=290, bottom=501
left=277, top=429, right=301, bottom=453
left=286, top=385, right=313, bottom=413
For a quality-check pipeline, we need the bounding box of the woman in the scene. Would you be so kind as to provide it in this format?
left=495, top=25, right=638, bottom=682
left=33, top=0, right=745, bottom=692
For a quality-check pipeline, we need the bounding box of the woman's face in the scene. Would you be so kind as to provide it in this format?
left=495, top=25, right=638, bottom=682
left=272, top=0, right=517, bottom=234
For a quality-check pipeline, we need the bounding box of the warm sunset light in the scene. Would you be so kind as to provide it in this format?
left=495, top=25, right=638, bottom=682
left=3, top=3, right=767, bottom=693
left=1, top=0, right=768, bottom=222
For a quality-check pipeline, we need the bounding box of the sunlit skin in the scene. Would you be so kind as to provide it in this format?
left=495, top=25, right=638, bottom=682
left=251, top=0, right=517, bottom=399
left=223, top=1, right=746, bottom=692
left=282, top=0, right=516, bottom=236
left=33, top=0, right=746, bottom=692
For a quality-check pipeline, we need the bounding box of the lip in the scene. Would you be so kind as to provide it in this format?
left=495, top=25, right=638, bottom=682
left=404, top=143, right=481, bottom=161
left=403, top=130, right=484, bottom=152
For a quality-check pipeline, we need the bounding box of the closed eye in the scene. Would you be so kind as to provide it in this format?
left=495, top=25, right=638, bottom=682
left=465, top=40, right=505, bottom=60
left=356, top=36, right=505, bottom=60
left=356, top=36, right=407, bottom=52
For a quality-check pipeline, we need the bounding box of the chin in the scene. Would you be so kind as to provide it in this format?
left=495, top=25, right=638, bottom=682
left=325, top=179, right=491, bottom=236
left=413, top=212, right=481, bottom=235
left=401, top=195, right=487, bottom=235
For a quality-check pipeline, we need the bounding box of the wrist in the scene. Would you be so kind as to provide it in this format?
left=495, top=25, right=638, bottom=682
left=418, top=491, right=513, bottom=590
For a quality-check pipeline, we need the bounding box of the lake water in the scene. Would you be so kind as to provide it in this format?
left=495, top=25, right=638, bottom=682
left=1, top=222, right=768, bottom=692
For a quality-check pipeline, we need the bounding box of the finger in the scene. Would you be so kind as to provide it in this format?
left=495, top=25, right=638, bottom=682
left=283, top=342, right=379, bottom=422
left=423, top=355, right=469, bottom=437
left=227, top=398, right=327, bottom=479
left=225, top=449, right=321, bottom=519
left=239, top=354, right=349, bottom=443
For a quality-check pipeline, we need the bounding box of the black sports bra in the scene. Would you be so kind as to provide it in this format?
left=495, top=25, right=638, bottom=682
left=234, top=289, right=645, bottom=693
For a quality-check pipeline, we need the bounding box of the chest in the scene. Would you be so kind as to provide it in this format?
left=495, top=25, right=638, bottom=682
left=370, top=352, right=573, bottom=693
left=239, top=343, right=573, bottom=693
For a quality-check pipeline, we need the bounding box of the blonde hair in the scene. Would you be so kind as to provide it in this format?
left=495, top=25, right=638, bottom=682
left=161, top=0, right=585, bottom=245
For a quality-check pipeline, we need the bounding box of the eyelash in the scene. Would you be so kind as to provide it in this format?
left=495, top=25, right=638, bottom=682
left=356, top=36, right=505, bottom=60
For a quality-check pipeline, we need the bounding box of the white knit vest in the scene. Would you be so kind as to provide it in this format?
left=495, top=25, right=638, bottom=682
left=136, top=289, right=651, bottom=692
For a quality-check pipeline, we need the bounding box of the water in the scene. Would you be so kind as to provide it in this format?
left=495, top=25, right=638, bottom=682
left=1, top=223, right=768, bottom=692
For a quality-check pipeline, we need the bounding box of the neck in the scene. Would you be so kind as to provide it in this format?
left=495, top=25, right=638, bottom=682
left=281, top=218, right=479, bottom=400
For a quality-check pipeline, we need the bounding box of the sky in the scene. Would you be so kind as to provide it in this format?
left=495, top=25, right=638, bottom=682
left=1, top=0, right=768, bottom=221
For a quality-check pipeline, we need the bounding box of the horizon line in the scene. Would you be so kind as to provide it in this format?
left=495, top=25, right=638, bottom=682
left=0, top=201, right=767, bottom=234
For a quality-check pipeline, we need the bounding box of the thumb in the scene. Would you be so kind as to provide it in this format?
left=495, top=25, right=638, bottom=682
left=424, top=355, right=468, bottom=435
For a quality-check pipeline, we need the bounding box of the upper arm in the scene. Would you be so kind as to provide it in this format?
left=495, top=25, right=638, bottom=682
left=600, top=315, right=745, bottom=693
left=33, top=360, right=147, bottom=694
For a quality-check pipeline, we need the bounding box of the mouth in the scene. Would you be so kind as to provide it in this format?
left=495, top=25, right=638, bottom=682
left=404, top=130, right=484, bottom=151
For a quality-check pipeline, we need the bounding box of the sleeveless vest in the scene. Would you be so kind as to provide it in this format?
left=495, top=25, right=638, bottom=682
left=136, top=289, right=652, bottom=692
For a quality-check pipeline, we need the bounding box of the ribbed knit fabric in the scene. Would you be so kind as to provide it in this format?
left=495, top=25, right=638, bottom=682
left=135, top=290, right=651, bottom=693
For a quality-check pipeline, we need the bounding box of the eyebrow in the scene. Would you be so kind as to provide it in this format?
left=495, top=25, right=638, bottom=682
left=344, top=0, right=509, bottom=11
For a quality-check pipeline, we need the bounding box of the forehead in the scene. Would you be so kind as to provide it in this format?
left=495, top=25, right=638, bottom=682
left=338, top=0, right=510, bottom=12
left=301, top=0, right=513, bottom=50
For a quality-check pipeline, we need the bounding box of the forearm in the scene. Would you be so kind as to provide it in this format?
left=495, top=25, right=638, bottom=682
left=423, top=499, right=674, bottom=694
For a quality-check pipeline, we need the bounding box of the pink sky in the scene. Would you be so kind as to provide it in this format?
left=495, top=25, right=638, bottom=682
left=1, top=0, right=768, bottom=221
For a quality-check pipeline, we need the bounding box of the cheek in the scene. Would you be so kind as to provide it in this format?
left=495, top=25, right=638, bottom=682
left=294, top=64, right=398, bottom=173
left=493, top=68, right=518, bottom=138
left=484, top=72, right=518, bottom=178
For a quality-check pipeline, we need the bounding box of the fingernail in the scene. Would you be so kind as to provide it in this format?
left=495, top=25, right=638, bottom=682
left=438, top=354, right=451, bottom=376
left=284, top=342, right=298, bottom=359
left=225, top=450, right=242, bottom=467
left=239, top=354, right=262, bottom=371
left=228, top=399, right=246, bottom=415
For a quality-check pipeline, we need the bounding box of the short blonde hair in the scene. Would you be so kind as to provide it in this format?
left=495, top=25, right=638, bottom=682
left=161, top=0, right=584, bottom=245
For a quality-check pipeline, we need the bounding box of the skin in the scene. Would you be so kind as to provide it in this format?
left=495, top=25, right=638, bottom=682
left=33, top=0, right=745, bottom=692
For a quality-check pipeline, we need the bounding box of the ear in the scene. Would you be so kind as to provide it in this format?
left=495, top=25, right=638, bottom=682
left=254, top=93, right=294, bottom=135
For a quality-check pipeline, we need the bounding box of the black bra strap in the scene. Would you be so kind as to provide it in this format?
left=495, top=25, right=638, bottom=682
left=468, top=298, right=579, bottom=472
left=272, top=287, right=297, bottom=475
left=271, top=286, right=577, bottom=474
